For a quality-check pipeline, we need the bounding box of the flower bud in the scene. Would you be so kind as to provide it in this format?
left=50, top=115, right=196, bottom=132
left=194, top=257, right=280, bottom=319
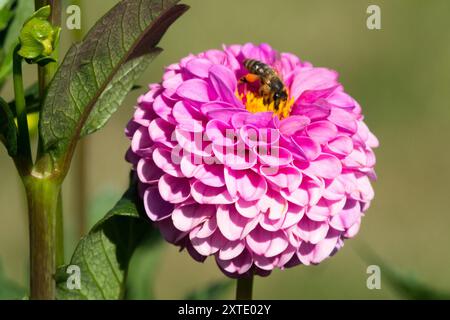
left=17, top=6, right=60, bottom=66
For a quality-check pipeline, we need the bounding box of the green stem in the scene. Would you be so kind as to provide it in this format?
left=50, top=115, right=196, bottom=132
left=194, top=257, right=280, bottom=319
left=25, top=173, right=61, bottom=299
left=236, top=275, right=254, bottom=300
left=26, top=0, right=63, bottom=300
left=12, top=46, right=32, bottom=174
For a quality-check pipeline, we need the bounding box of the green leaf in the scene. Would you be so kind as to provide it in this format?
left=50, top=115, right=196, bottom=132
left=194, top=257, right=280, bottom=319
left=0, top=258, right=26, bottom=300
left=125, top=230, right=163, bottom=300
left=39, top=0, right=189, bottom=175
left=185, top=281, right=233, bottom=300
left=0, top=0, right=34, bottom=85
left=56, top=181, right=151, bottom=300
left=80, top=47, right=161, bottom=137
left=0, top=96, right=17, bottom=157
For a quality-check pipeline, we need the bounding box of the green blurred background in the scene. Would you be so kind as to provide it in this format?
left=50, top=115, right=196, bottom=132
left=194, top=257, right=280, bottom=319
left=1, top=0, right=450, bottom=299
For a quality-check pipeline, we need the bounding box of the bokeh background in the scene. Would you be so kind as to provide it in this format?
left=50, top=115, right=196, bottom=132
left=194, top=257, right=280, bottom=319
left=1, top=0, right=450, bottom=299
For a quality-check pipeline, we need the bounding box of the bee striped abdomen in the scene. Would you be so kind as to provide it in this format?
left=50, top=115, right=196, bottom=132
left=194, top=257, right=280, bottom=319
left=243, top=59, right=272, bottom=77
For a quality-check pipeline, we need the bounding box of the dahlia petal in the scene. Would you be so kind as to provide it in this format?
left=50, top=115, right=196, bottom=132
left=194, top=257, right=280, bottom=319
left=297, top=217, right=329, bottom=244
left=231, top=111, right=275, bottom=129
left=291, top=135, right=321, bottom=161
left=343, top=217, right=361, bottom=238
left=172, top=203, right=215, bottom=232
left=327, top=135, right=353, bottom=156
left=305, top=154, right=342, bottom=179
left=158, top=175, right=190, bottom=204
left=219, top=240, right=246, bottom=260
left=194, top=164, right=225, bottom=187
left=291, top=67, right=339, bottom=101
left=156, top=216, right=187, bottom=244
left=281, top=202, right=305, bottom=229
left=330, top=199, right=361, bottom=231
left=206, top=119, right=237, bottom=146
left=180, top=154, right=200, bottom=178
left=148, top=118, right=176, bottom=148
left=278, top=116, right=310, bottom=136
left=297, top=228, right=341, bottom=265
left=175, top=128, right=212, bottom=157
left=131, top=126, right=153, bottom=157
left=328, top=108, right=358, bottom=133
left=265, top=232, right=289, bottom=257
left=306, top=198, right=331, bottom=222
left=255, top=146, right=293, bottom=167
left=143, top=186, right=174, bottom=221
left=136, top=158, right=163, bottom=184
left=297, top=86, right=339, bottom=104
left=153, top=94, right=174, bottom=123
left=172, top=101, right=204, bottom=132
left=191, top=229, right=227, bottom=256
left=217, top=205, right=249, bottom=241
left=162, top=73, right=183, bottom=90
left=176, top=79, right=214, bottom=102
left=240, top=125, right=280, bottom=148
left=235, top=199, right=260, bottom=218
left=260, top=166, right=302, bottom=192
left=191, top=181, right=236, bottom=204
left=195, top=216, right=218, bottom=239
left=209, top=64, right=241, bottom=105
left=213, top=143, right=257, bottom=170
left=185, top=58, right=213, bottom=78
left=152, top=148, right=183, bottom=177
left=280, top=188, right=309, bottom=206
left=246, top=227, right=271, bottom=255
left=306, top=121, right=338, bottom=145
left=224, top=168, right=267, bottom=201
left=216, top=249, right=253, bottom=275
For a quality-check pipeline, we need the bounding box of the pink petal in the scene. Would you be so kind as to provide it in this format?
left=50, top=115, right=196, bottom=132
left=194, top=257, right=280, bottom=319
left=176, top=79, right=214, bottom=102
left=158, top=175, right=190, bottom=204
left=219, top=240, right=246, bottom=260
left=278, top=116, right=310, bottom=136
left=194, top=164, right=225, bottom=187
left=305, top=154, right=342, bottom=179
left=191, top=181, right=236, bottom=204
left=148, top=118, right=176, bottom=148
left=217, top=205, right=249, bottom=241
left=292, top=135, right=321, bottom=161
left=185, top=58, right=213, bottom=78
left=212, top=143, right=257, bottom=170
left=255, top=146, right=293, bottom=167
left=136, top=158, right=163, bottom=183
left=306, top=120, right=338, bottom=145
left=260, top=165, right=302, bottom=192
left=205, top=119, right=237, bottom=146
left=297, top=228, right=341, bottom=265
left=143, top=187, right=174, bottom=221
left=235, top=199, right=260, bottom=218
left=172, top=203, right=215, bottom=232
left=152, top=148, right=183, bottom=177
left=297, top=217, right=329, bottom=244
left=172, top=101, right=204, bottom=132
left=224, top=168, right=267, bottom=201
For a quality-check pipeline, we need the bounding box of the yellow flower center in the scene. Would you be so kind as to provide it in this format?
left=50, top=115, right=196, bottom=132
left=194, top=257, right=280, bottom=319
left=237, top=91, right=295, bottom=119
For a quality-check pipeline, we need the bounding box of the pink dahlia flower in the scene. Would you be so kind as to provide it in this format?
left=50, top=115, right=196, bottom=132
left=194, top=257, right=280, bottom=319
left=126, top=43, right=378, bottom=277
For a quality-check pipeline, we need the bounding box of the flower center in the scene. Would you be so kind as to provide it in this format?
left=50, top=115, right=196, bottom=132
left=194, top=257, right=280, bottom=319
left=237, top=91, right=295, bottom=119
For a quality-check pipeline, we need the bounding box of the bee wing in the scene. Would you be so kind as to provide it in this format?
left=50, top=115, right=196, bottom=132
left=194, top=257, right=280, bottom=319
left=272, top=52, right=284, bottom=77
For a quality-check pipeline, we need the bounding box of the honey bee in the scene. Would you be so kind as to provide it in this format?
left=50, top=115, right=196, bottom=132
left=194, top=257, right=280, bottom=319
left=240, top=59, right=288, bottom=110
